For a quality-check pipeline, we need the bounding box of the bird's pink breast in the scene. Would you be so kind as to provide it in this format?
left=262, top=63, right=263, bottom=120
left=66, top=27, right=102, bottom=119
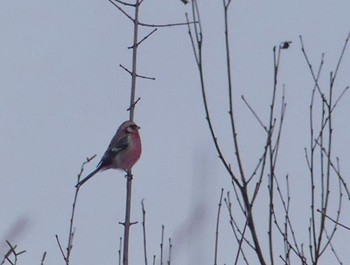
left=121, top=133, right=142, bottom=170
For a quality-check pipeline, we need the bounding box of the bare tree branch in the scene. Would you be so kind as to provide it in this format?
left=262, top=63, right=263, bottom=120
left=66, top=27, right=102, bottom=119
left=214, top=189, right=224, bottom=265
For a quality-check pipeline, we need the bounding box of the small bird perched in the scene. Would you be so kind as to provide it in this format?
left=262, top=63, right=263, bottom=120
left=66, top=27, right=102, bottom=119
left=76, top=120, right=142, bottom=188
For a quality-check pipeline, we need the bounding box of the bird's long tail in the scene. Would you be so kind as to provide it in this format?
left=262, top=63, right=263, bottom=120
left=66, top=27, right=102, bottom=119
left=75, top=167, right=100, bottom=188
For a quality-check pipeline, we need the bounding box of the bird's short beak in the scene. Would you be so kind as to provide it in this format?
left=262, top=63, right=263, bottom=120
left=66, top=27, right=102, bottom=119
left=136, top=125, right=141, bottom=130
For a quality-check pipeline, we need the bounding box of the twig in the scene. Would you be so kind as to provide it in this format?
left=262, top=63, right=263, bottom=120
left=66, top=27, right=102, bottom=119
left=272, top=175, right=306, bottom=263
left=330, top=31, right=350, bottom=87
left=300, top=35, right=327, bottom=105
left=224, top=193, right=254, bottom=252
left=112, top=0, right=136, bottom=7
left=108, top=0, right=134, bottom=21
left=40, top=252, right=47, bottom=265
left=167, top=238, right=172, bottom=265
left=118, top=237, right=122, bottom=265
left=55, top=235, right=66, bottom=261
left=122, top=172, right=134, bottom=265
left=241, top=95, right=267, bottom=132
left=56, top=155, right=96, bottom=264
left=108, top=0, right=196, bottom=28
left=141, top=200, right=148, bottom=265
left=314, top=142, right=350, bottom=199
left=128, top=28, right=158, bottom=49
left=214, top=188, right=224, bottom=265
left=127, top=97, right=141, bottom=111
left=317, top=209, right=350, bottom=231
left=120, top=64, right=155, bottom=80
left=186, top=0, right=237, bottom=187
left=160, top=225, right=165, bottom=265
left=127, top=0, right=140, bottom=121
left=223, top=0, right=246, bottom=186
left=324, top=229, right=343, bottom=265
left=331, top=86, right=349, bottom=112
left=3, top=241, right=26, bottom=265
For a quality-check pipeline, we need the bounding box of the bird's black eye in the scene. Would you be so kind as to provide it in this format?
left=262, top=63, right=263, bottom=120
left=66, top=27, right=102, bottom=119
left=126, top=125, right=135, bottom=133
left=126, top=123, right=139, bottom=133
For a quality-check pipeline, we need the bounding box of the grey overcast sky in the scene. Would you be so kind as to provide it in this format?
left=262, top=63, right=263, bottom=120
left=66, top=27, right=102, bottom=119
left=1, top=0, right=350, bottom=264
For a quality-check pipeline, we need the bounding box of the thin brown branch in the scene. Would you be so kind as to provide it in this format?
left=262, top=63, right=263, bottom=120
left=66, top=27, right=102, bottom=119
left=56, top=155, right=96, bottom=264
left=141, top=200, right=148, bottom=265
left=108, top=0, right=196, bottom=28
left=222, top=0, right=246, bottom=185
left=224, top=193, right=254, bottom=251
left=108, top=0, right=134, bottom=22
left=324, top=229, right=343, bottom=265
left=55, top=235, right=66, bottom=262
left=241, top=95, right=267, bottom=132
left=1, top=242, right=26, bottom=265
left=314, top=141, right=350, bottom=199
left=223, top=194, right=251, bottom=265
left=128, top=0, right=140, bottom=121
left=272, top=175, right=306, bottom=263
left=167, top=238, right=172, bottom=265
left=187, top=0, right=238, bottom=187
left=118, top=237, right=122, bottom=265
left=330, top=31, right=350, bottom=87
left=112, top=0, right=136, bottom=6
left=128, top=28, right=158, bottom=49
left=160, top=225, right=165, bottom=265
left=122, top=172, right=134, bottom=265
left=120, top=64, right=155, bottom=80
left=139, top=21, right=196, bottom=28
left=234, top=221, right=250, bottom=265
left=319, top=175, right=343, bottom=257
left=214, top=188, right=224, bottom=265
left=267, top=43, right=290, bottom=265
left=40, top=252, right=47, bottom=265
left=300, top=36, right=328, bottom=106
left=332, top=85, right=349, bottom=111
left=185, top=13, right=199, bottom=65
left=317, top=209, right=349, bottom=231
left=5, top=241, right=25, bottom=265
left=127, top=97, right=141, bottom=111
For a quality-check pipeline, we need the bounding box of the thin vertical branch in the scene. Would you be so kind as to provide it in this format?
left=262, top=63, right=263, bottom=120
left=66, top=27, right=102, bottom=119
left=267, top=45, right=279, bottom=265
left=301, top=46, right=325, bottom=263
left=186, top=0, right=238, bottom=186
left=122, top=172, right=134, bottom=265
left=128, top=0, right=140, bottom=122
left=141, top=200, right=148, bottom=265
left=160, top=225, right=165, bottom=265
left=222, top=0, right=245, bottom=183
left=167, top=238, right=172, bottom=265
left=267, top=43, right=289, bottom=265
left=123, top=0, right=141, bottom=264
left=214, top=188, right=224, bottom=265
left=118, top=237, right=122, bottom=265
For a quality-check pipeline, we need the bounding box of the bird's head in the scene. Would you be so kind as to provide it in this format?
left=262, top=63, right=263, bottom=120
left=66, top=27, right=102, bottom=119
left=121, top=120, right=141, bottom=134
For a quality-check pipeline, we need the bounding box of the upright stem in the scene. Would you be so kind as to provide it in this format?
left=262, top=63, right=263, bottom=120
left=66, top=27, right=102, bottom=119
left=123, top=0, right=140, bottom=264
left=129, top=0, right=140, bottom=121
left=123, top=173, right=133, bottom=265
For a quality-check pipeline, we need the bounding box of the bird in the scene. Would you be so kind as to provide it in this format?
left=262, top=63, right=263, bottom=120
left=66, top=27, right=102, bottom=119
left=76, top=120, right=142, bottom=188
